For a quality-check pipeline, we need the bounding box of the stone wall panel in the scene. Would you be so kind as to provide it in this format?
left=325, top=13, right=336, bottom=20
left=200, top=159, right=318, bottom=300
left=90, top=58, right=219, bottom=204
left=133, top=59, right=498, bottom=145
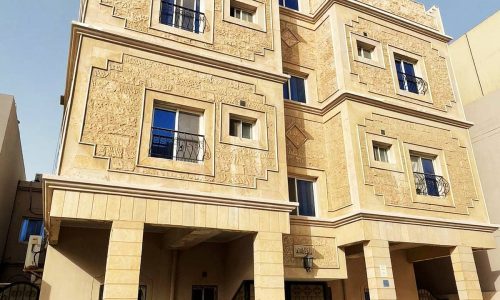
left=81, top=54, right=278, bottom=188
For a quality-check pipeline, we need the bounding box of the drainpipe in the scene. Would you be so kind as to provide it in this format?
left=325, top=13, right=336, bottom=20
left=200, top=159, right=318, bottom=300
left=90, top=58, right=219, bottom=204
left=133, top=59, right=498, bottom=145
left=169, top=250, right=178, bottom=300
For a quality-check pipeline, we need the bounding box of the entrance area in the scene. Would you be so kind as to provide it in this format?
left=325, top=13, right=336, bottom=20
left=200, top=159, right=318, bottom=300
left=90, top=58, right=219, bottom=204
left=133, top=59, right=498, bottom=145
left=285, top=282, right=331, bottom=300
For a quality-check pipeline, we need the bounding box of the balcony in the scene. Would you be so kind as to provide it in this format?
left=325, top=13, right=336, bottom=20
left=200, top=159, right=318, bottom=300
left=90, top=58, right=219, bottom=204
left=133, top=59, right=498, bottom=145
left=413, top=172, right=450, bottom=197
left=160, top=0, right=206, bottom=33
left=150, top=127, right=207, bottom=163
left=397, top=72, right=429, bottom=95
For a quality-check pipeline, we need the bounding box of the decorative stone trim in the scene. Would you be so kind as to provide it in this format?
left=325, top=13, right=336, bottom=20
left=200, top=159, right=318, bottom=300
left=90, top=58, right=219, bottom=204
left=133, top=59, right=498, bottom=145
left=289, top=210, right=498, bottom=233
left=283, top=92, right=474, bottom=129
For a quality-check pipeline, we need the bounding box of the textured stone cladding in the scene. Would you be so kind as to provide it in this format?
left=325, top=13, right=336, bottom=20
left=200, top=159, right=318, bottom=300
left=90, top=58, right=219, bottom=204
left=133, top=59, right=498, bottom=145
left=359, top=114, right=478, bottom=214
left=100, top=0, right=273, bottom=61
left=283, top=234, right=338, bottom=268
left=281, top=18, right=338, bottom=103
left=81, top=54, right=278, bottom=188
left=347, top=18, right=455, bottom=111
left=285, top=114, right=351, bottom=210
left=354, top=0, right=438, bottom=30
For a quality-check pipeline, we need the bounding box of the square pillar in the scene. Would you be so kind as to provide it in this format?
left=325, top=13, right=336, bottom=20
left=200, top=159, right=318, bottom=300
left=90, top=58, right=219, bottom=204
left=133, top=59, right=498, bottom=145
left=103, top=221, right=144, bottom=300
left=450, top=246, right=483, bottom=300
left=253, top=232, right=285, bottom=300
left=363, top=239, right=397, bottom=300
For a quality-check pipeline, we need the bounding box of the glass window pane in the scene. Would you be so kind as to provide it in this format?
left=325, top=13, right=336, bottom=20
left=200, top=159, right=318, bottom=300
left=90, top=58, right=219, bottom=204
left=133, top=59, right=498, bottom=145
left=242, top=122, right=252, bottom=139
left=288, top=178, right=297, bottom=215
left=357, top=47, right=362, bottom=57
left=296, top=180, right=315, bottom=217
left=373, top=146, right=380, bottom=161
left=153, top=108, right=176, bottom=130
left=204, top=288, right=216, bottom=300
left=285, top=0, right=299, bottom=10
left=192, top=288, right=203, bottom=300
left=290, top=76, right=306, bottom=103
left=279, top=0, right=284, bottom=6
left=421, top=158, right=435, bottom=175
left=230, top=7, right=235, bottom=17
left=410, top=156, right=420, bottom=172
left=364, top=49, right=372, bottom=59
left=283, top=81, right=290, bottom=100
left=230, top=119, right=240, bottom=137
left=379, top=148, right=388, bottom=162
left=178, top=112, right=200, bottom=134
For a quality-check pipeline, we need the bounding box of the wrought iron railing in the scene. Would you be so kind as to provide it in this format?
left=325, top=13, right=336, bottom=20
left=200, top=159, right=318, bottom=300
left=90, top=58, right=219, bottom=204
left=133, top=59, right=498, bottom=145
left=397, top=72, right=428, bottom=95
left=413, top=172, right=450, bottom=197
left=160, top=0, right=206, bottom=33
left=150, top=127, right=206, bottom=163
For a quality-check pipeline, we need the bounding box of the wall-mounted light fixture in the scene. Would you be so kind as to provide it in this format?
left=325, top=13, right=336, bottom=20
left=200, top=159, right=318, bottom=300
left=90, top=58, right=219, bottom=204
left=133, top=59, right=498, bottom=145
left=303, top=252, right=314, bottom=272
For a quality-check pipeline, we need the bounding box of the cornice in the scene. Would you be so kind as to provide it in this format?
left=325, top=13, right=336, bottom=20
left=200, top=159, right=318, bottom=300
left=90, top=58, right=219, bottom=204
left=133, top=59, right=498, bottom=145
left=63, top=22, right=289, bottom=104
left=284, top=92, right=474, bottom=129
left=290, top=210, right=499, bottom=233
left=42, top=175, right=297, bottom=213
left=279, top=0, right=452, bottom=43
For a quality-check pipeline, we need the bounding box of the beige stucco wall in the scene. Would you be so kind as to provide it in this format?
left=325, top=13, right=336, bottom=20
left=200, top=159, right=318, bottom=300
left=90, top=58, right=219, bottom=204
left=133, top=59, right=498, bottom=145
left=450, top=11, right=500, bottom=106
left=0, top=181, right=43, bottom=282
left=465, top=90, right=500, bottom=297
left=0, top=94, right=26, bottom=263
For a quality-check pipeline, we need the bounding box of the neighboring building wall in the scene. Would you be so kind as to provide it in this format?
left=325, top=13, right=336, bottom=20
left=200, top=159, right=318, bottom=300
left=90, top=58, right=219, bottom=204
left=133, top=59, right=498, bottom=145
left=0, top=94, right=26, bottom=263
left=450, top=11, right=500, bottom=299
left=0, top=181, right=43, bottom=282
left=449, top=11, right=500, bottom=106
left=464, top=90, right=500, bottom=299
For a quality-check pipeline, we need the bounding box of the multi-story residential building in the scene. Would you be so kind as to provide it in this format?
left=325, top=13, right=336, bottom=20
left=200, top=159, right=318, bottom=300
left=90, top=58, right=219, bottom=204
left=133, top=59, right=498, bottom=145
left=40, top=0, right=497, bottom=299
left=450, top=11, right=500, bottom=300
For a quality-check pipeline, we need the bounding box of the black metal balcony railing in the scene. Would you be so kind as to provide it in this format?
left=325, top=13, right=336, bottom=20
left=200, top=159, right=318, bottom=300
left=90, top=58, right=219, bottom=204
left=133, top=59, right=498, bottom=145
left=413, top=172, right=450, bottom=197
left=397, top=72, right=428, bottom=95
left=160, top=0, right=206, bottom=33
left=150, top=127, right=206, bottom=163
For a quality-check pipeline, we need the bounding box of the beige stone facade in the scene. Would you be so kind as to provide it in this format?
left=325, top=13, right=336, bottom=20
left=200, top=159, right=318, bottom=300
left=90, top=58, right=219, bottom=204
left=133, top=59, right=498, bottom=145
left=40, top=0, right=496, bottom=299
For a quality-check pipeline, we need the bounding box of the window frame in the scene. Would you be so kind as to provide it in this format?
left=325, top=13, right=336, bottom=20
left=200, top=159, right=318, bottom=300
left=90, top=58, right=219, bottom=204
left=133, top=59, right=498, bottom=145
left=230, top=6, right=254, bottom=22
left=351, top=33, right=385, bottom=68
left=150, top=107, right=204, bottom=163
left=373, top=143, right=390, bottom=163
left=229, top=117, right=255, bottom=140
left=192, top=285, right=218, bottom=300
left=283, top=74, right=307, bottom=104
left=288, top=176, right=317, bottom=217
left=388, top=46, right=432, bottom=102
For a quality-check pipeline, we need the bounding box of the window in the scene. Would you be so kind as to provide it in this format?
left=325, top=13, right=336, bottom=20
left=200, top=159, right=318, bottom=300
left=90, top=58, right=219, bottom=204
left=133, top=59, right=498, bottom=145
left=288, top=177, right=316, bottom=217
left=279, top=0, right=299, bottom=10
left=373, top=143, right=390, bottom=163
left=19, top=218, right=43, bottom=243
left=230, top=6, right=254, bottom=22
left=357, top=42, right=375, bottom=60
left=99, top=285, right=146, bottom=300
left=160, top=0, right=205, bottom=33
left=283, top=75, right=306, bottom=103
left=150, top=107, right=204, bottom=162
left=229, top=117, right=254, bottom=139
left=411, top=155, right=440, bottom=197
left=192, top=286, right=217, bottom=300
left=395, top=58, right=420, bottom=94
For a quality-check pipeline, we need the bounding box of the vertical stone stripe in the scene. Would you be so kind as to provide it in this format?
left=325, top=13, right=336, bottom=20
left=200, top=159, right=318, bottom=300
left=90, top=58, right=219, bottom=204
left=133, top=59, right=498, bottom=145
left=253, top=232, right=285, bottom=300
left=103, top=221, right=144, bottom=300
left=450, top=246, right=483, bottom=300
left=364, top=240, right=397, bottom=300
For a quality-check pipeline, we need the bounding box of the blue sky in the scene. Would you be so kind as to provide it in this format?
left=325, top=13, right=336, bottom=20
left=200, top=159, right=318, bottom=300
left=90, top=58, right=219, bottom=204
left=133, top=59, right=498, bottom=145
left=0, top=1, right=498, bottom=180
